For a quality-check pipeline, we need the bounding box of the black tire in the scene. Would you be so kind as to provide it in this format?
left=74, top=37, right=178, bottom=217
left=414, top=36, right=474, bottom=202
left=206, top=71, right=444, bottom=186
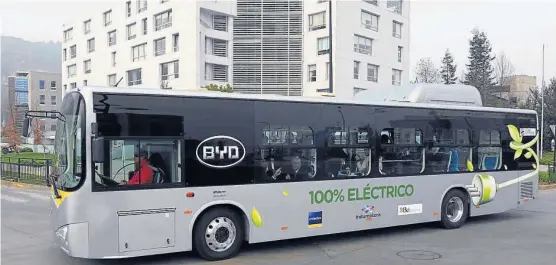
left=440, top=189, right=469, bottom=229
left=193, top=207, right=245, bottom=261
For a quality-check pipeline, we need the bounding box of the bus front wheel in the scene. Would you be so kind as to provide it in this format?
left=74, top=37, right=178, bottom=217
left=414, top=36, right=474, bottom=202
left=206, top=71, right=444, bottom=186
left=440, top=189, right=469, bottom=229
left=193, top=207, right=245, bottom=261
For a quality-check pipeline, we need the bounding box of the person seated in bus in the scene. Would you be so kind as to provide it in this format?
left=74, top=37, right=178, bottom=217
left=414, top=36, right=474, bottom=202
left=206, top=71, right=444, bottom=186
left=148, top=152, right=169, bottom=183
left=281, top=155, right=314, bottom=181
left=121, top=150, right=154, bottom=185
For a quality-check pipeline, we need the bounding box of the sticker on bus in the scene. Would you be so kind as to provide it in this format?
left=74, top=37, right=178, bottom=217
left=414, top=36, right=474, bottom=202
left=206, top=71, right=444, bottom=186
left=397, top=203, right=423, bottom=216
left=308, top=211, right=323, bottom=228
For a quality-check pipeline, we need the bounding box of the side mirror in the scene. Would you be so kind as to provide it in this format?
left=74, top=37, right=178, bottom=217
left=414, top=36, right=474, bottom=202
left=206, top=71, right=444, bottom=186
left=21, top=118, right=30, bottom=137
left=92, top=137, right=105, bottom=163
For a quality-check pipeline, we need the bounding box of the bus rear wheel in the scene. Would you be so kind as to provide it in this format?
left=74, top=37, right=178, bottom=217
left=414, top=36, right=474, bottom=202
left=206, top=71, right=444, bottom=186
left=440, top=189, right=469, bottom=229
left=193, top=207, right=245, bottom=261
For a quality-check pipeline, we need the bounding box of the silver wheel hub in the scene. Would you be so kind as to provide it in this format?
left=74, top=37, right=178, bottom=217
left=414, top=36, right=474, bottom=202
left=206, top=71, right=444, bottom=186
left=205, top=217, right=236, bottom=252
left=446, top=197, right=464, bottom=223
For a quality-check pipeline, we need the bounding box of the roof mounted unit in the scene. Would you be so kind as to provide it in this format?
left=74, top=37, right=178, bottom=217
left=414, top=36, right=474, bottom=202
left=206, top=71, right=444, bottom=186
left=352, top=83, right=483, bottom=107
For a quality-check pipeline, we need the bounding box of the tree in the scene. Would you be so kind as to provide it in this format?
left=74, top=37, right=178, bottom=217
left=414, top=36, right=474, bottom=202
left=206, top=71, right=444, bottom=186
left=203, top=83, right=233, bottom=93
left=413, top=57, right=440, bottom=83
left=522, top=78, right=556, bottom=148
left=440, top=49, right=458, bottom=84
left=494, top=51, right=515, bottom=86
left=4, top=117, right=21, bottom=150
left=464, top=28, right=497, bottom=95
left=32, top=118, right=44, bottom=145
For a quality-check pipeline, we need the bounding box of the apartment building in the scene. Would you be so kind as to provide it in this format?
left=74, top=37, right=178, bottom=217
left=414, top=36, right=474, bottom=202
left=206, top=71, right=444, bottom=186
left=303, top=0, right=410, bottom=99
left=232, top=0, right=303, bottom=96
left=61, top=0, right=235, bottom=93
left=6, top=71, right=62, bottom=141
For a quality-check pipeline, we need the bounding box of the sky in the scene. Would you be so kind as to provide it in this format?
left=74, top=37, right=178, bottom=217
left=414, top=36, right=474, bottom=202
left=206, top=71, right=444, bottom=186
left=0, top=0, right=555, bottom=88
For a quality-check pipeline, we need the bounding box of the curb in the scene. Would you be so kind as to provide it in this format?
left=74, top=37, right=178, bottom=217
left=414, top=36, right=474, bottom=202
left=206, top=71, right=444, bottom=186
left=539, top=184, right=556, bottom=190
left=1, top=180, right=47, bottom=189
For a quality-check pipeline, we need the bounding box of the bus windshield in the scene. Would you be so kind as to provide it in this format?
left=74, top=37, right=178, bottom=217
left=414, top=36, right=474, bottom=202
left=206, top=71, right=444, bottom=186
left=53, top=92, right=85, bottom=191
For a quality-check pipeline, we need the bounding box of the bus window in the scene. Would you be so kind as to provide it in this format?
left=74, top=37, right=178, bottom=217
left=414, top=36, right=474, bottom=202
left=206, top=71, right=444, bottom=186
left=324, top=127, right=372, bottom=178
left=379, top=128, right=424, bottom=176
left=478, top=130, right=502, bottom=171
left=256, top=125, right=316, bottom=182
left=427, top=128, right=472, bottom=173
left=94, top=139, right=182, bottom=189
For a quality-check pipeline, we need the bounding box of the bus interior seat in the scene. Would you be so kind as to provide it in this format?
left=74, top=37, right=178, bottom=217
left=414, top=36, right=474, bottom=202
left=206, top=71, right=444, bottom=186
left=447, top=149, right=460, bottom=172
left=481, top=154, right=499, bottom=170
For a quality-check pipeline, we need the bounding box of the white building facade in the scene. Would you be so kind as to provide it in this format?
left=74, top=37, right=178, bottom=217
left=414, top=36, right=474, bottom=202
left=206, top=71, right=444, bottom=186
left=61, top=0, right=236, bottom=94
left=303, top=0, right=410, bottom=99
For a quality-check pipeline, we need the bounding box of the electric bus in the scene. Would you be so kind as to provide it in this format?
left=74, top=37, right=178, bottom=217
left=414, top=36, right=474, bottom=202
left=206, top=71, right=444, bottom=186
left=22, top=84, right=539, bottom=261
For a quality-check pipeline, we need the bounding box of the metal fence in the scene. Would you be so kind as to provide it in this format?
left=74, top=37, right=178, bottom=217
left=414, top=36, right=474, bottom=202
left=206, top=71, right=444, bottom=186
left=1, top=158, right=52, bottom=185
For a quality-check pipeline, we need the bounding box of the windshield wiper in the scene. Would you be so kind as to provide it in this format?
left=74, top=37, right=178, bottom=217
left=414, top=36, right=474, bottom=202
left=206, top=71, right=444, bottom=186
left=49, top=174, right=62, bottom=199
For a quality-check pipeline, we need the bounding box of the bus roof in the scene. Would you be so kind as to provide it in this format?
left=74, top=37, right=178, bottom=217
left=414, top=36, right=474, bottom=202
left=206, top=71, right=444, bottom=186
left=74, top=86, right=537, bottom=116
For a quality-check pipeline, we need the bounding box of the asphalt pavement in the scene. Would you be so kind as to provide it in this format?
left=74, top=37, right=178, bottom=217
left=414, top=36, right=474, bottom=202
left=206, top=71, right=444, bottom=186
left=2, top=184, right=556, bottom=265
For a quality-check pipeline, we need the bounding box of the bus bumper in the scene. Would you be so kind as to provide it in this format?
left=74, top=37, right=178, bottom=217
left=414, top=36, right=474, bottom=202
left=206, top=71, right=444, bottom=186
left=54, top=222, right=89, bottom=258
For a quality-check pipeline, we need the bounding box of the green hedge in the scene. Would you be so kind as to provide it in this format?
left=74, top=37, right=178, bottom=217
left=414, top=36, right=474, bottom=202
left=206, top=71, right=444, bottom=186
left=541, top=152, right=554, bottom=165
left=540, top=171, right=556, bottom=184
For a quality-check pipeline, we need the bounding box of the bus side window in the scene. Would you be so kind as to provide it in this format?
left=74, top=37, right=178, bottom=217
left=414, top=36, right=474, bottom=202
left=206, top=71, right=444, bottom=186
left=478, top=130, right=502, bottom=171
left=378, top=128, right=424, bottom=176
left=324, top=127, right=372, bottom=179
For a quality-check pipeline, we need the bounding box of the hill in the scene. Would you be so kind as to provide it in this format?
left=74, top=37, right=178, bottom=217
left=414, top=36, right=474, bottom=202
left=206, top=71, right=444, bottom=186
left=1, top=36, right=62, bottom=76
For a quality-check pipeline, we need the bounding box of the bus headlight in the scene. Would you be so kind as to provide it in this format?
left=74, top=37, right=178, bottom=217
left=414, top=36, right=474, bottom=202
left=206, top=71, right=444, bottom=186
left=56, top=225, right=69, bottom=243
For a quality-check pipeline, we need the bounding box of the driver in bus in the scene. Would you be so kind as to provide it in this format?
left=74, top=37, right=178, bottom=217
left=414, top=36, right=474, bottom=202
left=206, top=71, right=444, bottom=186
left=121, top=150, right=154, bottom=185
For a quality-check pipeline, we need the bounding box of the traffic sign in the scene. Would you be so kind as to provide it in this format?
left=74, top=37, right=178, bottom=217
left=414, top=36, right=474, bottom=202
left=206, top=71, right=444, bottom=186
left=550, top=125, right=555, bottom=135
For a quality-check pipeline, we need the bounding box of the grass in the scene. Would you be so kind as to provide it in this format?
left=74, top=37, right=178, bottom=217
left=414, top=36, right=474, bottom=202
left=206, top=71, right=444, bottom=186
left=1, top=171, right=46, bottom=185
left=1, top=152, right=55, bottom=165
left=540, top=171, right=556, bottom=185
left=540, top=151, right=554, bottom=166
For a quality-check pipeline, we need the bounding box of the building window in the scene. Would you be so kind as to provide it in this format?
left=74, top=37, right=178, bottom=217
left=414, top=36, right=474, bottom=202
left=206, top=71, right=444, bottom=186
left=154, top=38, right=166, bottom=56
left=137, top=0, right=147, bottom=13
left=108, top=30, right=117, bottom=46
left=83, top=80, right=88, bottom=86
left=63, top=84, right=67, bottom=91
left=111, top=51, right=116, bottom=67
left=172, top=33, right=179, bottom=51
left=104, top=10, right=112, bottom=26
left=387, top=0, right=403, bottom=15
left=397, top=46, right=402, bottom=62
left=154, top=9, right=172, bottom=31
left=325, top=62, right=330, bottom=80
left=308, top=64, right=316, bottom=82
left=132, top=43, right=147, bottom=61
left=392, top=69, right=402, bottom=85
left=51, top=124, right=56, bottom=131
left=205, top=63, right=228, bottom=82
left=87, top=38, right=95, bottom=52
left=83, top=20, right=91, bottom=34
left=205, top=37, right=227, bottom=57
left=126, top=1, right=132, bottom=17
left=63, top=49, right=67, bottom=61
left=393, top=21, right=402, bottom=38
left=70, top=45, right=77, bottom=58
left=108, top=74, right=117, bottom=86
left=363, top=0, right=378, bottom=5
left=84, top=60, right=91, bottom=74
left=127, top=23, right=136, bottom=40
left=361, top=11, right=378, bottom=31
left=39, top=95, right=45, bottom=105
left=353, top=61, right=360, bottom=79
left=50, top=81, right=56, bottom=90
left=51, top=96, right=56, bottom=105
left=308, top=11, right=326, bottom=31
left=353, top=35, right=372, bottom=55
left=39, top=80, right=45, bottom=89
left=127, top=68, right=142, bottom=86
left=317, top=37, right=330, bottom=55
left=213, top=15, right=227, bottom=31
left=70, top=82, right=77, bottom=89
left=67, top=64, right=76, bottom=77
left=160, top=60, right=179, bottom=80
left=142, top=18, right=147, bottom=35
left=63, top=28, right=73, bottom=42
left=367, top=64, right=378, bottom=82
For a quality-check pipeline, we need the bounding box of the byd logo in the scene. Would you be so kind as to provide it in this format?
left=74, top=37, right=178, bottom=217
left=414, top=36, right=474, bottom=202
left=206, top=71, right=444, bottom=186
left=196, top=136, right=246, bottom=169
left=399, top=207, right=411, bottom=214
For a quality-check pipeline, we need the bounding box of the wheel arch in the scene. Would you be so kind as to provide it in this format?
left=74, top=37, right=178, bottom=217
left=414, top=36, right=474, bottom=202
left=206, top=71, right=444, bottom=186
left=440, top=185, right=471, bottom=216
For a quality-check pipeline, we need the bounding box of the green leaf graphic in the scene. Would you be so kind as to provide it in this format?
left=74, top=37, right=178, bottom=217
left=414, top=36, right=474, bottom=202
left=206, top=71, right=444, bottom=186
left=467, top=160, right=474, bottom=172
left=524, top=151, right=532, bottom=159
left=514, top=149, right=523, bottom=160
left=507, top=125, right=522, bottom=143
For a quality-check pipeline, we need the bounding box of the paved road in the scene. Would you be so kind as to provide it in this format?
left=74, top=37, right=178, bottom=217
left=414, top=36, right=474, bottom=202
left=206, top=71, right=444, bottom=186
left=2, top=185, right=556, bottom=265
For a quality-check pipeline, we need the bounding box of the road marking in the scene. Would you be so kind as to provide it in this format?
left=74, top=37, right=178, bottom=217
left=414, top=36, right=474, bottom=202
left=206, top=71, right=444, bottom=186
left=11, top=190, right=50, bottom=201
left=1, top=194, right=29, bottom=203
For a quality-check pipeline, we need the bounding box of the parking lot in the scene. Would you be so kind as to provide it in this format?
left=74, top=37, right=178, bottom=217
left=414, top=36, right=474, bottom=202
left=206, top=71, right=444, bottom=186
left=2, top=184, right=555, bottom=265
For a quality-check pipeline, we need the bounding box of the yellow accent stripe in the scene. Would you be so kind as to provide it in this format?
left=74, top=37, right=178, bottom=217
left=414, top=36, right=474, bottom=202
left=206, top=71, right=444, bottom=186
left=51, top=186, right=72, bottom=208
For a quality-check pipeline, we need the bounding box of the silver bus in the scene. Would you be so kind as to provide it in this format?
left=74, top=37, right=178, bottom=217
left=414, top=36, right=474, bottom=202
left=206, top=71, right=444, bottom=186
left=22, top=85, right=540, bottom=261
